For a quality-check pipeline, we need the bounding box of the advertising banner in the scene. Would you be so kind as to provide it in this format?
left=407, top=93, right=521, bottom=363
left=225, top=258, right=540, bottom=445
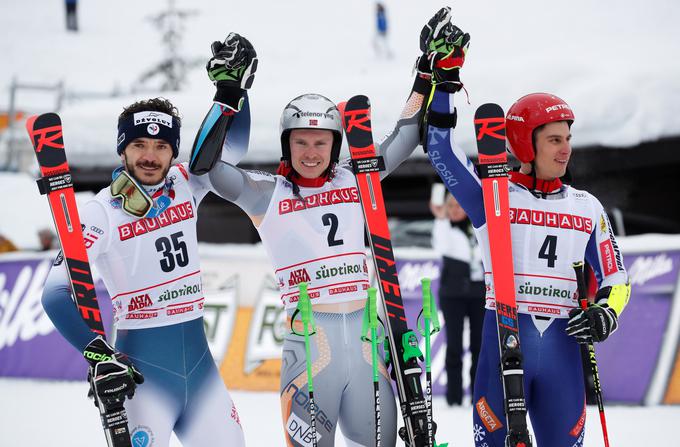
left=3, top=237, right=680, bottom=405
left=0, top=253, right=113, bottom=380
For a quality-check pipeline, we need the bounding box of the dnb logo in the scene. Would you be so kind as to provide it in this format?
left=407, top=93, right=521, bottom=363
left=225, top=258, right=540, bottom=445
left=131, top=426, right=155, bottom=447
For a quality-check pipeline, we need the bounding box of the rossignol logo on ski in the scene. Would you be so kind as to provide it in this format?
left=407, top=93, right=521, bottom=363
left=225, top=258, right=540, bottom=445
left=343, top=108, right=371, bottom=133
left=29, top=120, right=66, bottom=169
left=30, top=124, right=64, bottom=153
left=474, top=117, right=505, bottom=141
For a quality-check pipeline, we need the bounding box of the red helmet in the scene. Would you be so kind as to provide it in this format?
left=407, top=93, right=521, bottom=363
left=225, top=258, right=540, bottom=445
left=505, top=93, right=575, bottom=163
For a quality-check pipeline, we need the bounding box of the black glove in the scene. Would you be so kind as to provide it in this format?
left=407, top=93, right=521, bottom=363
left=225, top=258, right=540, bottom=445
left=83, top=336, right=144, bottom=408
left=207, top=32, right=258, bottom=111
left=419, top=6, right=470, bottom=93
left=566, top=289, right=619, bottom=344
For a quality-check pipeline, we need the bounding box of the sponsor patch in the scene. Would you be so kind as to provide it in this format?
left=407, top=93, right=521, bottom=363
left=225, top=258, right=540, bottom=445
left=527, top=305, right=561, bottom=315
left=600, top=214, right=607, bottom=234
left=53, top=251, right=64, bottom=266
left=146, top=123, right=160, bottom=135
left=230, top=402, right=241, bottom=426
left=279, top=187, right=359, bottom=214
left=131, top=425, right=154, bottom=447
left=133, top=111, right=173, bottom=128
left=510, top=207, right=592, bottom=234
left=600, top=239, right=618, bottom=276
left=286, top=413, right=322, bottom=446
left=476, top=397, right=503, bottom=433
left=118, top=201, right=194, bottom=241
left=569, top=402, right=586, bottom=437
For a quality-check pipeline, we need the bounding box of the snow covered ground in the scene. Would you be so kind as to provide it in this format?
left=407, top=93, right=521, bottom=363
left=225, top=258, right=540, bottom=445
left=1, top=0, right=679, bottom=167
left=0, top=378, right=676, bottom=446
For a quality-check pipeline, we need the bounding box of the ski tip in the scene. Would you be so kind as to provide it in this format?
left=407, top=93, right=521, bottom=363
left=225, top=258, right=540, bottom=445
left=24, top=114, right=38, bottom=133
left=474, top=103, right=504, bottom=119
left=346, top=95, right=370, bottom=108
left=337, top=101, right=347, bottom=128
left=25, top=113, right=62, bottom=133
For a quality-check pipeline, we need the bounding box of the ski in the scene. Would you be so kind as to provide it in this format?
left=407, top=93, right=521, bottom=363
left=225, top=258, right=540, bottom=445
left=343, top=95, right=434, bottom=447
left=474, top=104, right=532, bottom=447
left=26, top=113, right=133, bottom=447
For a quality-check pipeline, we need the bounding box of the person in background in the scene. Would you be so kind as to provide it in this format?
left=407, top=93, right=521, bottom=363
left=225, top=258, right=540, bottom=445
left=374, top=2, right=393, bottom=58
left=0, top=234, right=18, bottom=253
left=65, top=0, right=78, bottom=32
left=430, top=187, right=485, bottom=406
left=37, top=228, right=58, bottom=251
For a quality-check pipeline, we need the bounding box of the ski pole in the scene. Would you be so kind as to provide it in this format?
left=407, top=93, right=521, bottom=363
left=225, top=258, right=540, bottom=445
left=572, top=261, right=610, bottom=447
left=420, top=278, right=446, bottom=447
left=362, top=288, right=382, bottom=447
left=297, top=282, right=318, bottom=447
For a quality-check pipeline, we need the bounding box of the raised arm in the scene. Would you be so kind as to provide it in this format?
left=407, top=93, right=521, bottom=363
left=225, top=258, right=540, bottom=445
left=190, top=33, right=257, bottom=175
left=418, top=8, right=486, bottom=228
left=375, top=9, right=458, bottom=179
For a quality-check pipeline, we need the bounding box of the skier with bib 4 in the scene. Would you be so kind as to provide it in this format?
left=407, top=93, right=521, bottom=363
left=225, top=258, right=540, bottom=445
left=419, top=8, right=631, bottom=446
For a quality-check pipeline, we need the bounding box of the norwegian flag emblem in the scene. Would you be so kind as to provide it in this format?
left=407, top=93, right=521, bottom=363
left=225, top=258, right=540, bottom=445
left=309, top=119, right=318, bottom=126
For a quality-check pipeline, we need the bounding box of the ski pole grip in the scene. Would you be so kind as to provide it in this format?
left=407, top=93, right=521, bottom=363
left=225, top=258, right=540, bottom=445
left=367, top=288, right=378, bottom=329
left=421, top=278, right=432, bottom=319
left=297, top=282, right=313, bottom=324
left=572, top=261, right=588, bottom=310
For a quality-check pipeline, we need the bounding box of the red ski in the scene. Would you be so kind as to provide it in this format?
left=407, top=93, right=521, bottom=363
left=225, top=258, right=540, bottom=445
left=26, top=113, right=133, bottom=447
left=474, top=104, right=532, bottom=447
left=343, top=95, right=437, bottom=447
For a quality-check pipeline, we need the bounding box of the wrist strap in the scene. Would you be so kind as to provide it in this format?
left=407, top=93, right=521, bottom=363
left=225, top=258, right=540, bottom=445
left=213, top=86, right=246, bottom=111
left=427, top=108, right=457, bottom=128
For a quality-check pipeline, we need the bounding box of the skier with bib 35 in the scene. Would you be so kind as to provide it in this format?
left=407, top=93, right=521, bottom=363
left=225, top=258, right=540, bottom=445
left=41, top=95, right=248, bottom=446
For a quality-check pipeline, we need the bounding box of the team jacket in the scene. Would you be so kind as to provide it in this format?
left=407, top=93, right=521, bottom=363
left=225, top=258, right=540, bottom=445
left=44, top=163, right=211, bottom=331
left=257, top=167, right=370, bottom=309
left=425, top=90, right=629, bottom=318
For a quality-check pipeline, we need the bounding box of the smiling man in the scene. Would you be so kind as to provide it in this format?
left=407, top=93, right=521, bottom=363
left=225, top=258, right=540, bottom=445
left=422, top=57, right=632, bottom=445
left=41, top=97, right=246, bottom=446
left=191, top=9, right=470, bottom=445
